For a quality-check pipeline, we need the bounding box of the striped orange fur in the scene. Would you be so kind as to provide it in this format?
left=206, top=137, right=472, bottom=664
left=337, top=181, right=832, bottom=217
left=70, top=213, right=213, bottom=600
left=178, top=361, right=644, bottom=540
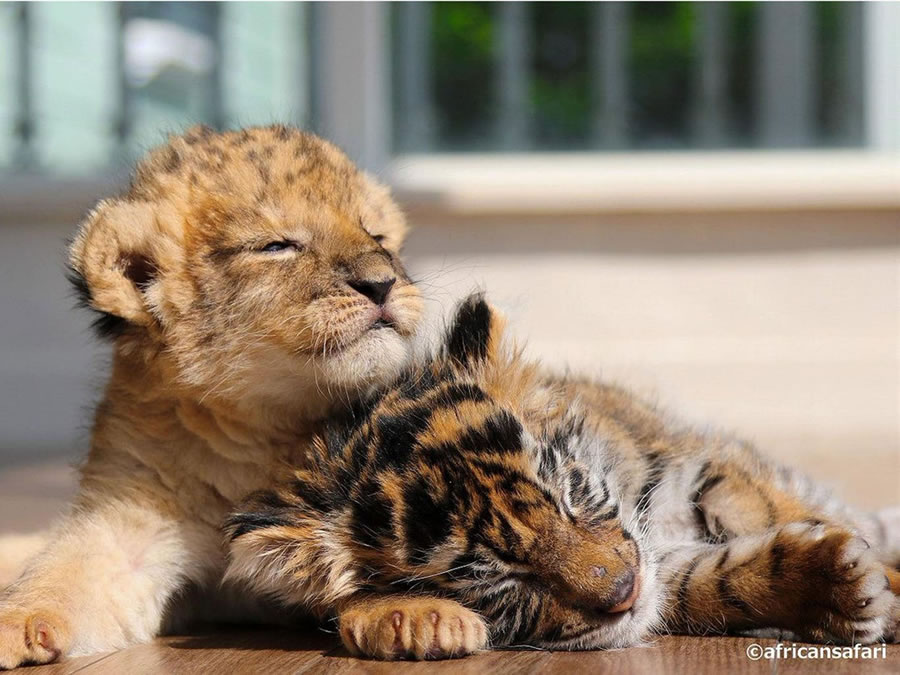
left=227, top=295, right=900, bottom=660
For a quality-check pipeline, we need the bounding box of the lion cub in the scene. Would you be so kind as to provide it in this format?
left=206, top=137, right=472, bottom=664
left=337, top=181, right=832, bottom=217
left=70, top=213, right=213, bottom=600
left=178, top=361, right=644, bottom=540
left=0, top=125, right=424, bottom=668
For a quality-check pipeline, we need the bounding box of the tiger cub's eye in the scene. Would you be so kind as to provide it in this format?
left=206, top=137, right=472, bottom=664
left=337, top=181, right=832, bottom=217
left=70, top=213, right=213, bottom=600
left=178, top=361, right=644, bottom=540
left=259, top=241, right=300, bottom=253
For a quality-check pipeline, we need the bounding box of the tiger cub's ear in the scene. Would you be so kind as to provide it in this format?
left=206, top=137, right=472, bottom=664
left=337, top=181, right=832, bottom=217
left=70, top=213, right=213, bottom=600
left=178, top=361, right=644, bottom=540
left=445, top=293, right=506, bottom=369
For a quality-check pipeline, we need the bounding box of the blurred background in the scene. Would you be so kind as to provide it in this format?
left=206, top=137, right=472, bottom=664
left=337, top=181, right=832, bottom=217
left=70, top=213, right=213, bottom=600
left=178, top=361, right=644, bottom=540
left=0, top=2, right=897, bottom=522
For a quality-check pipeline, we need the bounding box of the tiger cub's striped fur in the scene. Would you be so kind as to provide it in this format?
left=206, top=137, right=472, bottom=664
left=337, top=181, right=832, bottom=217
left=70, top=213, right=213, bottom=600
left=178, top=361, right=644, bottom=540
left=226, top=295, right=900, bottom=659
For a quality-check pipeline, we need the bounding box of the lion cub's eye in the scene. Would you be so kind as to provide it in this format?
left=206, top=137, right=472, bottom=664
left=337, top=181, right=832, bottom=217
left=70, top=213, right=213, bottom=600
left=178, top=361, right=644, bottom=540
left=258, top=241, right=301, bottom=253
left=372, top=234, right=386, bottom=244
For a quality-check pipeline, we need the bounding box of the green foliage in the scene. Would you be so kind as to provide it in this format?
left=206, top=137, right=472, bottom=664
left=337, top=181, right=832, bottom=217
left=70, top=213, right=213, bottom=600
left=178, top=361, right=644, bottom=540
left=629, top=2, right=695, bottom=147
left=726, top=2, right=758, bottom=144
left=431, top=2, right=496, bottom=149
left=530, top=2, right=590, bottom=148
left=392, top=1, right=863, bottom=152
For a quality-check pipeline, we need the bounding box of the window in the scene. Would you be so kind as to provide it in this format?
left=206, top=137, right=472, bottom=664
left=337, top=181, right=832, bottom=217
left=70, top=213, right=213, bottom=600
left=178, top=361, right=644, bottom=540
left=391, top=2, right=866, bottom=153
left=0, top=1, right=311, bottom=173
left=1, top=1, right=897, bottom=186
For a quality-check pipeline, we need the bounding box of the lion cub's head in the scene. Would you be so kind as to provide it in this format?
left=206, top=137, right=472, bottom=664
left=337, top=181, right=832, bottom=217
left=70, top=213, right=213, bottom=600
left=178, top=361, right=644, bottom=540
left=69, top=125, right=423, bottom=413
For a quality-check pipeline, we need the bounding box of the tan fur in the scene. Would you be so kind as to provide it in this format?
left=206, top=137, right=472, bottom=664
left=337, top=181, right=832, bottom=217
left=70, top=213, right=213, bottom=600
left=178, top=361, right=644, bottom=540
left=0, top=125, right=423, bottom=668
left=338, top=596, right=488, bottom=660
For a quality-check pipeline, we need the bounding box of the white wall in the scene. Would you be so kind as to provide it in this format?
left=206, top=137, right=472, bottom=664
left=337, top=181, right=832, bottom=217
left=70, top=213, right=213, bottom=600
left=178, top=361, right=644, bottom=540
left=1, top=208, right=897, bottom=509
left=405, top=209, right=900, bottom=510
left=0, top=222, right=108, bottom=463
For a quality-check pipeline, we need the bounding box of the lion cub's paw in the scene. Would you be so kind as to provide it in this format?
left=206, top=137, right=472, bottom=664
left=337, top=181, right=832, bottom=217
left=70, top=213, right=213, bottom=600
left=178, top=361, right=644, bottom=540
left=780, top=523, right=895, bottom=644
left=0, top=607, right=66, bottom=670
left=339, top=596, right=488, bottom=660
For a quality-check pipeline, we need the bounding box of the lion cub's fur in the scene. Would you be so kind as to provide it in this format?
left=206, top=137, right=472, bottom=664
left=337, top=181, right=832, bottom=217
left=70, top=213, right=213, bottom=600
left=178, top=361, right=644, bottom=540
left=0, top=125, right=423, bottom=667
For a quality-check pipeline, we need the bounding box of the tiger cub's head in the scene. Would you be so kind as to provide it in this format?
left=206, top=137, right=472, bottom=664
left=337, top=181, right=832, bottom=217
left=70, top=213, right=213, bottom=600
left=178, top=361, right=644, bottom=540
left=227, top=294, right=661, bottom=650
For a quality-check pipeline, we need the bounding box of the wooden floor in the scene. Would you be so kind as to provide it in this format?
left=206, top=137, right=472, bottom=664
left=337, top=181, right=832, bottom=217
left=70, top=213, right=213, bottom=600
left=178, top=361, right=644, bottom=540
left=2, top=461, right=898, bottom=674
left=23, top=630, right=900, bottom=674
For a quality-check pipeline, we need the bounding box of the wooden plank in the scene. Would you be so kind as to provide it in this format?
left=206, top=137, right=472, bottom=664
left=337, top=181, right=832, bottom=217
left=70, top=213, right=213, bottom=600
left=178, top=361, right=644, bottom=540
left=19, top=633, right=900, bottom=674
left=63, top=627, right=336, bottom=674
left=314, top=647, right=549, bottom=674
left=7, top=651, right=113, bottom=675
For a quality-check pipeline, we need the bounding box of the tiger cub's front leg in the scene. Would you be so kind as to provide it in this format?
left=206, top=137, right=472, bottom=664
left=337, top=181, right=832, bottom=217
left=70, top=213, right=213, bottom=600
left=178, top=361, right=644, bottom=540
left=661, top=522, right=899, bottom=644
left=337, top=594, right=488, bottom=660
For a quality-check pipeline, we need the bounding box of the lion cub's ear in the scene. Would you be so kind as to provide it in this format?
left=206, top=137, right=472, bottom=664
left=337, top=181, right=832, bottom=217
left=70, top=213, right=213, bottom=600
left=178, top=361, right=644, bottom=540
left=67, top=198, right=169, bottom=340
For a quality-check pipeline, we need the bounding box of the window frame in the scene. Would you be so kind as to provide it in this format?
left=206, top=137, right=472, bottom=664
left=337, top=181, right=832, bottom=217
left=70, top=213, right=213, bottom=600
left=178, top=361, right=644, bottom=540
left=312, top=3, right=899, bottom=216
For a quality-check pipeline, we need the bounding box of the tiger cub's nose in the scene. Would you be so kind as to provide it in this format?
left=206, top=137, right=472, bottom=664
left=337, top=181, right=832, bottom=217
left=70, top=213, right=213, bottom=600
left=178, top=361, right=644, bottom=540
left=349, top=277, right=396, bottom=306
left=597, top=568, right=639, bottom=613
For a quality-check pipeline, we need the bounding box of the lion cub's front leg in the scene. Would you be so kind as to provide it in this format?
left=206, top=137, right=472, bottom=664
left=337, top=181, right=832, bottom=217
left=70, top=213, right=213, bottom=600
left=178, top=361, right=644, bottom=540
left=0, top=500, right=214, bottom=669
left=338, top=595, right=488, bottom=660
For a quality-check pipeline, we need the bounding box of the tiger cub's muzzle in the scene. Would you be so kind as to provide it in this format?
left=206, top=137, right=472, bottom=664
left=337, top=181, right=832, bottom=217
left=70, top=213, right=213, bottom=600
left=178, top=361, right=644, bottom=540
left=532, top=523, right=641, bottom=614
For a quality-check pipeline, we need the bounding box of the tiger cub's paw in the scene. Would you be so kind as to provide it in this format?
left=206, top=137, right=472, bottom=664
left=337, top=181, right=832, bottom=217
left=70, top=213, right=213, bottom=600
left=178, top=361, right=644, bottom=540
left=339, top=596, right=488, bottom=660
left=778, top=522, right=895, bottom=644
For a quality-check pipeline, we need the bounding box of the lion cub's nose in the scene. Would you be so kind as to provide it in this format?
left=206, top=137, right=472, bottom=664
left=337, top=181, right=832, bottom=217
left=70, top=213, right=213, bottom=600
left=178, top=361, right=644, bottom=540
left=349, top=277, right=396, bottom=305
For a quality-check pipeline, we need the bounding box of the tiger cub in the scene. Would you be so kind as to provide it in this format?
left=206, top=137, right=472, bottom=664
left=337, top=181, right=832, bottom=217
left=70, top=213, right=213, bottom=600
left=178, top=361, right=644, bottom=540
left=226, top=294, right=900, bottom=660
